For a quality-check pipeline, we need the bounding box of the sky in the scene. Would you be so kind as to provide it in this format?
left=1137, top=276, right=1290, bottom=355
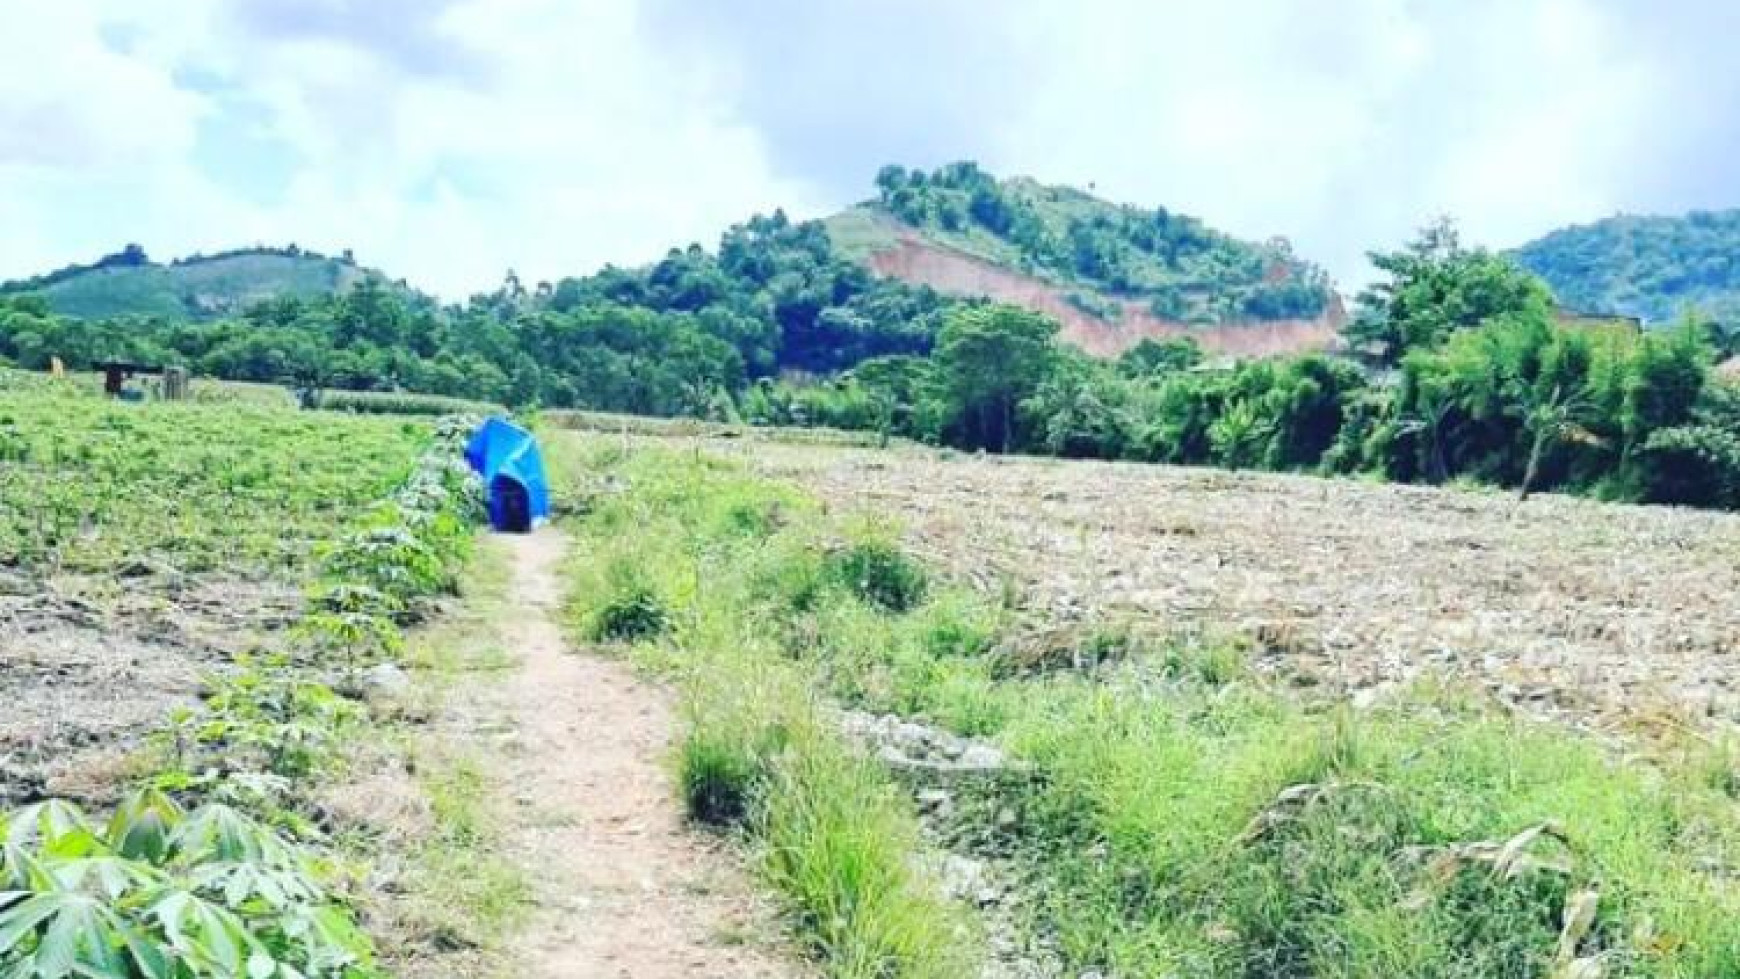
left=1, top=0, right=1735, bottom=299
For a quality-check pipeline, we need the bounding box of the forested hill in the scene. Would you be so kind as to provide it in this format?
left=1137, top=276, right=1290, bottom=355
left=0, top=210, right=961, bottom=412
left=0, top=245, right=403, bottom=321
left=826, top=162, right=1343, bottom=355
left=1512, top=210, right=1740, bottom=324
left=0, top=161, right=1348, bottom=387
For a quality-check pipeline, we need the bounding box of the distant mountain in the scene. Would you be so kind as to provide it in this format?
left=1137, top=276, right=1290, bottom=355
left=1513, top=210, right=1740, bottom=324
left=824, top=162, right=1344, bottom=357
left=0, top=245, right=390, bottom=321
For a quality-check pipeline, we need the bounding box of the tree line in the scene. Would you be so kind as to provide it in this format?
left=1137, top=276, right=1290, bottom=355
left=0, top=211, right=962, bottom=415
left=1514, top=208, right=1740, bottom=324
left=741, top=221, right=1738, bottom=509
left=3, top=215, right=1737, bottom=509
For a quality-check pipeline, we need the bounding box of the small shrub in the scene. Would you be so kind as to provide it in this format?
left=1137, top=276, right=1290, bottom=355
left=825, top=539, right=927, bottom=613
left=320, top=524, right=451, bottom=612
left=677, top=657, right=808, bottom=825
left=758, top=743, right=969, bottom=978
left=750, top=543, right=828, bottom=616
left=679, top=735, right=759, bottom=825
left=715, top=496, right=785, bottom=538
left=916, top=596, right=998, bottom=659
left=1158, top=637, right=1246, bottom=687
left=1693, top=741, right=1740, bottom=799
left=165, top=655, right=360, bottom=787
left=590, top=585, right=669, bottom=642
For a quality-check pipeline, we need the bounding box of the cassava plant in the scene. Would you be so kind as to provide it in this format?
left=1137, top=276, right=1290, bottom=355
left=0, top=791, right=379, bottom=978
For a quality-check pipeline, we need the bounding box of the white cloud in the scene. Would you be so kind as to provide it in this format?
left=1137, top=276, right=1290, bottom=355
left=0, top=0, right=818, bottom=297
left=981, top=0, right=1664, bottom=281
left=642, top=0, right=1704, bottom=285
left=0, top=0, right=1721, bottom=297
left=0, top=5, right=203, bottom=172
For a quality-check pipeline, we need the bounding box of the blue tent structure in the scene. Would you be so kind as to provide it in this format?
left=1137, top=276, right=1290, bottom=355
left=464, top=417, right=550, bottom=532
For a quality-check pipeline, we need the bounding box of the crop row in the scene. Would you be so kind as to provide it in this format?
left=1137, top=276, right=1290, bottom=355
left=1, top=405, right=483, bottom=977
left=0, top=387, right=426, bottom=578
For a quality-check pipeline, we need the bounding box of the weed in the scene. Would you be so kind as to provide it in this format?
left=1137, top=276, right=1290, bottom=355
left=401, top=748, right=531, bottom=948
left=590, top=583, right=670, bottom=643
left=1158, top=635, right=1247, bottom=687
left=758, top=743, right=970, bottom=978
left=824, top=536, right=927, bottom=613
left=677, top=657, right=810, bottom=825
left=558, top=443, right=972, bottom=976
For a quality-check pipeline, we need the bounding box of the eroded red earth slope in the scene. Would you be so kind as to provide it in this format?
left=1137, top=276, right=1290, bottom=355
left=866, top=231, right=1346, bottom=358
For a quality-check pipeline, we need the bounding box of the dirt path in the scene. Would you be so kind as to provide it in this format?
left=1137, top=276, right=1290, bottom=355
left=496, top=528, right=801, bottom=978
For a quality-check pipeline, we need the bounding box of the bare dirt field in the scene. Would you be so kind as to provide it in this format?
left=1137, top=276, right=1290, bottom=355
left=703, top=439, right=1740, bottom=740
left=0, top=570, right=301, bottom=806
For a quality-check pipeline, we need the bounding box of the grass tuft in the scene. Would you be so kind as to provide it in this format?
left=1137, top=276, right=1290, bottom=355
left=823, top=535, right=928, bottom=613
left=758, top=743, right=968, bottom=979
left=677, top=656, right=811, bottom=825
left=586, top=559, right=671, bottom=642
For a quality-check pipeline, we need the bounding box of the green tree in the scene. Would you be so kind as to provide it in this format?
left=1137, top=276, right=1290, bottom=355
left=1391, top=308, right=1712, bottom=497
left=1021, top=352, right=1133, bottom=458
left=1117, top=336, right=1203, bottom=376
left=933, top=304, right=1060, bottom=451
left=1349, top=219, right=1553, bottom=365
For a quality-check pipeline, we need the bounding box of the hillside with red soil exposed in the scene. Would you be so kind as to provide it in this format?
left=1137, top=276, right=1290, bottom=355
left=864, top=231, right=1345, bottom=358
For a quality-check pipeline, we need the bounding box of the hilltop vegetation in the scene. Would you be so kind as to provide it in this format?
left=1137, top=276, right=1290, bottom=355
left=1514, top=209, right=1740, bottom=323
left=0, top=161, right=1338, bottom=414
left=0, top=244, right=390, bottom=321
left=542, top=211, right=957, bottom=375
left=0, top=210, right=961, bottom=413
left=852, top=161, right=1333, bottom=323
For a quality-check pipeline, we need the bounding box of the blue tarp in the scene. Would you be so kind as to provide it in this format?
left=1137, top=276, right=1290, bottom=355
left=464, top=417, right=550, bottom=532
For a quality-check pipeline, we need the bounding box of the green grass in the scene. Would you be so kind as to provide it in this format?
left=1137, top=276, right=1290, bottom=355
left=557, top=436, right=973, bottom=978
left=758, top=740, right=965, bottom=976
left=0, top=387, right=428, bottom=575
left=822, top=532, right=929, bottom=613
left=821, top=207, right=900, bottom=262
left=403, top=747, right=532, bottom=949
left=551, top=435, right=1740, bottom=978
left=380, top=538, right=530, bottom=964
left=990, top=683, right=1740, bottom=976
